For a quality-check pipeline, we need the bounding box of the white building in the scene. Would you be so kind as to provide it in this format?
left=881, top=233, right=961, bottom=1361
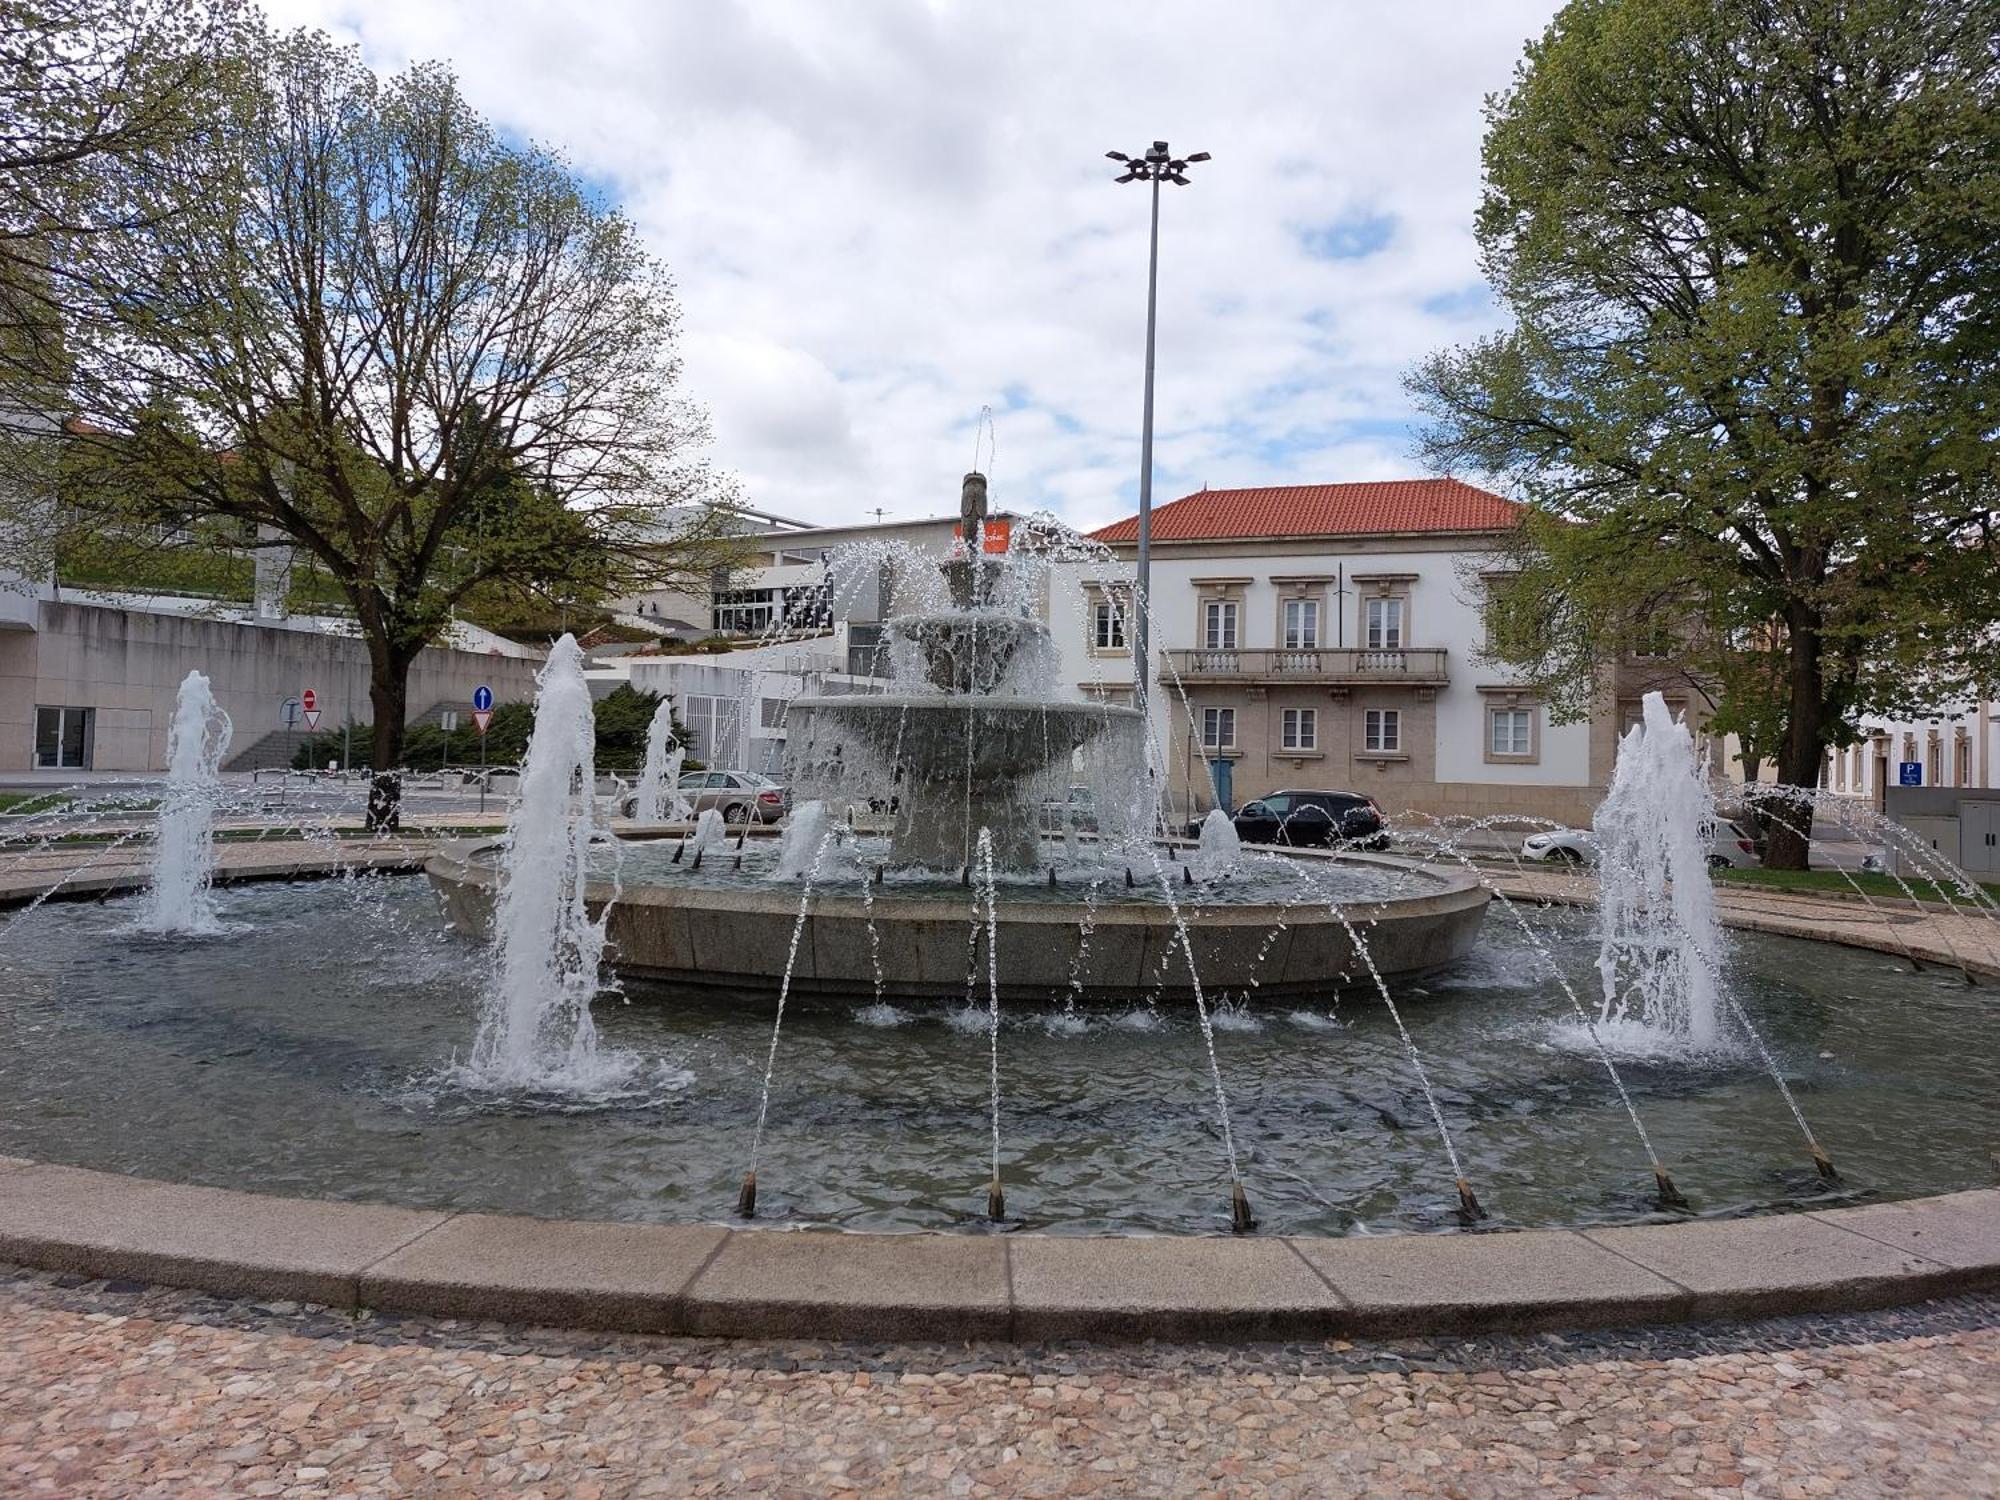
left=1053, top=479, right=1635, bottom=826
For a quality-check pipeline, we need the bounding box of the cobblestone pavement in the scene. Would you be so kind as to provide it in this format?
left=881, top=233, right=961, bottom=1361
left=3, top=1268, right=1995, bottom=1497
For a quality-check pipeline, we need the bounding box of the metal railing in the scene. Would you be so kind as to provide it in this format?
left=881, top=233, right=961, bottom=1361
left=1163, top=646, right=1448, bottom=683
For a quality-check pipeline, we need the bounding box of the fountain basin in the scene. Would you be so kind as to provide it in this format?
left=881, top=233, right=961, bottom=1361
left=426, top=839, right=1492, bottom=1001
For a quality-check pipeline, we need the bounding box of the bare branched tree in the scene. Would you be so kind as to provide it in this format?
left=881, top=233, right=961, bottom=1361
left=6, top=27, right=738, bottom=826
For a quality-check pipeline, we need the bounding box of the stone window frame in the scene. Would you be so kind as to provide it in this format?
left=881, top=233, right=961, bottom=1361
left=1478, top=686, right=1543, bottom=765
left=1279, top=705, right=1318, bottom=752
left=1083, top=581, right=1131, bottom=658
left=1200, top=704, right=1239, bottom=753
left=1362, top=706, right=1401, bottom=753
left=1352, top=572, right=1416, bottom=652
left=1270, top=574, right=1333, bottom=652
left=1192, top=577, right=1251, bottom=652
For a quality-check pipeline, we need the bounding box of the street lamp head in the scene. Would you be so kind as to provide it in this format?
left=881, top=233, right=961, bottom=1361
left=1112, top=169, right=1138, bottom=183
left=1106, top=150, right=1129, bottom=162
left=1147, top=140, right=1170, bottom=160
left=1186, top=151, right=1211, bottom=163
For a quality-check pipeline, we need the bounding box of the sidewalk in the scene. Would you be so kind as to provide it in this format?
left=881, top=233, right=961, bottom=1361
left=1486, top=863, right=2000, bottom=979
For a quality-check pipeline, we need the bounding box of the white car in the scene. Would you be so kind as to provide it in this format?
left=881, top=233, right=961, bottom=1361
left=1520, top=821, right=1762, bottom=869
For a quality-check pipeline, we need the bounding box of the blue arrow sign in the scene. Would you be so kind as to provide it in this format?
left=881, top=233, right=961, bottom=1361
left=472, top=684, right=493, bottom=713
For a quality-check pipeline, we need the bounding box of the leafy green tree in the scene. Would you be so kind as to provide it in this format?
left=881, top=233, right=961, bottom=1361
left=1411, top=0, right=2000, bottom=867
left=9, top=26, right=736, bottom=826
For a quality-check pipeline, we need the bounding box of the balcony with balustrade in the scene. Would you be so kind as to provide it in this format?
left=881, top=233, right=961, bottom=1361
left=1160, top=646, right=1450, bottom=686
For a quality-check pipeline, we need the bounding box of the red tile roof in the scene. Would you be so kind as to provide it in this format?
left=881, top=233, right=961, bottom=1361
left=1088, top=478, right=1521, bottom=544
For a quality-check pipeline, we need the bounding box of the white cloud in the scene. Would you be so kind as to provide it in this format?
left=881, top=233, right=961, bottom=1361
left=268, top=0, right=1557, bottom=529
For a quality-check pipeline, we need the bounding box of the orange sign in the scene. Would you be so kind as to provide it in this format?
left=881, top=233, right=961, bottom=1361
left=953, top=516, right=1011, bottom=554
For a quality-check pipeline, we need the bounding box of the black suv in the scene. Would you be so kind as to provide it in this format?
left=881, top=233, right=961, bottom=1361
left=1203, top=789, right=1389, bottom=850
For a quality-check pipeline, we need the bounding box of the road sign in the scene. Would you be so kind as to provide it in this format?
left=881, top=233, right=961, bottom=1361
left=302, top=687, right=318, bottom=714
left=302, top=709, right=320, bottom=732
left=1898, top=761, right=1922, bottom=787
left=472, top=684, right=493, bottom=713
left=473, top=708, right=493, bottom=735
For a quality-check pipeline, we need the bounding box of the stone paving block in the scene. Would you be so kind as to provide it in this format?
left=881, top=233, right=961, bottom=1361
left=0, top=1165, right=447, bottom=1307
left=1814, top=1190, right=2000, bottom=1278
left=1584, top=1211, right=1957, bottom=1318
left=1289, top=1228, right=1688, bottom=1335
left=1009, top=1234, right=1348, bottom=1341
left=683, top=1229, right=1009, bottom=1341
left=359, top=1212, right=728, bottom=1331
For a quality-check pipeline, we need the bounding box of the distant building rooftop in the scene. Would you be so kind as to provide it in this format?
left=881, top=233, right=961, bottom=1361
left=1089, top=478, right=1521, bottom=545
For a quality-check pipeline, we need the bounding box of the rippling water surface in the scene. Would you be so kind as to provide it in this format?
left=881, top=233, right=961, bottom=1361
left=0, top=874, right=1992, bottom=1236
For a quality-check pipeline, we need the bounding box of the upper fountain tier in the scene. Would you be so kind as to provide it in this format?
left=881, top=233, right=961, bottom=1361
left=786, top=472, right=1147, bottom=872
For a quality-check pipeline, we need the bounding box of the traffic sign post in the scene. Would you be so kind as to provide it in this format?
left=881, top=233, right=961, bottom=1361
left=473, top=686, right=494, bottom=814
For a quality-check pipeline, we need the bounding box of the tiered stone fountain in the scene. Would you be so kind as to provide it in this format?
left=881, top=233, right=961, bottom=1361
left=427, top=472, right=1491, bottom=1001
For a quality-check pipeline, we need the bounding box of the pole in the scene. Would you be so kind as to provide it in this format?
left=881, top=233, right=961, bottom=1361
left=1135, top=169, right=1161, bottom=719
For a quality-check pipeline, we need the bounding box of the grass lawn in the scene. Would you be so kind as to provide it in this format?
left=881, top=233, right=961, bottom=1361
left=0, top=791, right=72, bottom=815
left=1714, top=865, right=2000, bottom=905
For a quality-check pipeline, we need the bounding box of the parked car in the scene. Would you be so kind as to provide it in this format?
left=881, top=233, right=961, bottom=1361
left=1200, top=789, right=1389, bottom=850
left=1519, top=820, right=1762, bottom=869
left=620, top=771, right=789, bottom=823
left=1039, top=784, right=1098, bottom=833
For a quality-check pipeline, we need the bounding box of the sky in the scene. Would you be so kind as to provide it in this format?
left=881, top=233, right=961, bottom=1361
left=266, top=0, right=1562, bottom=534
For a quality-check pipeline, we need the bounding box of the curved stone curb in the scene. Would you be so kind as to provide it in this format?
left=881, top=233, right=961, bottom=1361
left=1, top=1159, right=1994, bottom=1343
left=0, top=844, right=428, bottom=910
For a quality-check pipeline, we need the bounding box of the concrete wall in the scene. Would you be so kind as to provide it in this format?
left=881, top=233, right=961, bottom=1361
left=0, top=601, right=544, bottom=773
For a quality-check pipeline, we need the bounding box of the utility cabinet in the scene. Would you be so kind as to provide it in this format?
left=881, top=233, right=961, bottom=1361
left=1963, top=799, right=2000, bottom=875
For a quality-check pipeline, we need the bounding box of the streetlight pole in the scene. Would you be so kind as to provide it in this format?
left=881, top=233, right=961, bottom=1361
left=1108, top=141, right=1208, bottom=718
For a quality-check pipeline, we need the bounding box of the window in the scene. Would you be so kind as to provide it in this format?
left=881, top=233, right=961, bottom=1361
left=1488, top=706, right=1533, bottom=757
left=1957, top=736, right=1972, bottom=787
left=1364, top=708, right=1400, bottom=753
left=711, top=587, right=777, bottom=634
left=1364, top=597, right=1404, bottom=649
left=1201, top=706, right=1237, bottom=750
left=1280, top=707, right=1317, bottom=751
left=1091, top=597, right=1126, bottom=651
left=1632, top=625, right=1676, bottom=659
left=33, top=706, right=93, bottom=770
left=759, top=697, right=787, bottom=729
left=847, top=622, right=889, bottom=678
left=1282, top=598, right=1319, bottom=649
left=1927, top=737, right=1941, bottom=786
left=1202, top=600, right=1239, bottom=650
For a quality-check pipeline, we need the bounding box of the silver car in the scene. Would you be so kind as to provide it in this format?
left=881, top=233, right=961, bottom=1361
left=621, top=771, right=789, bottom=824
left=1520, top=820, right=1762, bottom=869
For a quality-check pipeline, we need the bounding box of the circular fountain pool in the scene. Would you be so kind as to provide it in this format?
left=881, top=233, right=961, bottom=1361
left=3, top=874, right=1993, bottom=1237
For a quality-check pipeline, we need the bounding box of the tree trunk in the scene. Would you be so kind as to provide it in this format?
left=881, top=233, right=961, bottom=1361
left=1764, top=619, right=1826, bottom=871
left=366, top=655, right=412, bottom=834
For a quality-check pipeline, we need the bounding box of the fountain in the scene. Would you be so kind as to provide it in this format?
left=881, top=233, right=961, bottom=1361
left=1593, top=692, right=1725, bottom=1049
left=788, top=473, right=1148, bottom=871
left=632, top=700, right=690, bottom=824
left=139, top=670, right=233, bottom=935
left=460, top=634, right=630, bottom=1091
left=3, top=579, right=1997, bottom=1244
left=426, top=471, right=1492, bottom=1001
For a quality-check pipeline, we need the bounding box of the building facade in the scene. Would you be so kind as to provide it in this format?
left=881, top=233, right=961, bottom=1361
left=1054, top=479, right=1628, bottom=826
left=0, top=582, right=544, bottom=775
